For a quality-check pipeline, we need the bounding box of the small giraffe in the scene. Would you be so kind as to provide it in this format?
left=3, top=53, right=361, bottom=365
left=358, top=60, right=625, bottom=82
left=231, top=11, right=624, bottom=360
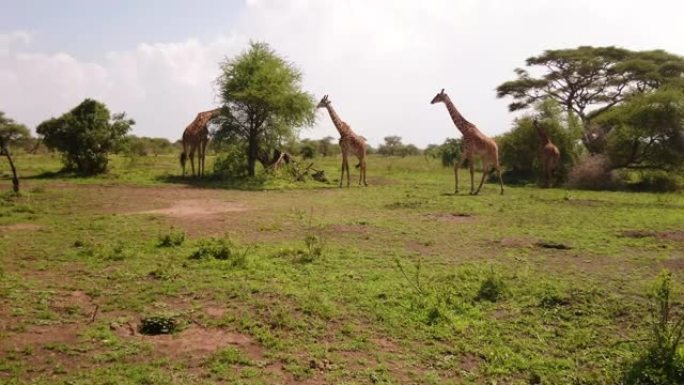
left=180, top=108, right=221, bottom=178
left=431, top=89, right=504, bottom=195
left=533, top=119, right=560, bottom=188
left=316, top=95, right=367, bottom=187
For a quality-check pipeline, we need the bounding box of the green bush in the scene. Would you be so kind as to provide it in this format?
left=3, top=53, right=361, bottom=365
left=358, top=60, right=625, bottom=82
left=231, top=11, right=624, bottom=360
left=188, top=238, right=247, bottom=267
left=157, top=229, right=186, bottom=247
left=213, top=146, right=249, bottom=179
left=36, top=99, right=133, bottom=175
left=476, top=268, right=507, bottom=302
left=623, top=270, right=684, bottom=385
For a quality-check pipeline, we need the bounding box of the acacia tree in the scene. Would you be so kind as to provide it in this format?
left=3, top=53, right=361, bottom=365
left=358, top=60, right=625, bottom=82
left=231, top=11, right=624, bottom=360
left=215, top=42, right=315, bottom=177
left=496, top=46, right=684, bottom=153
left=37, top=99, right=134, bottom=175
left=595, top=88, right=684, bottom=172
left=0, top=112, right=28, bottom=192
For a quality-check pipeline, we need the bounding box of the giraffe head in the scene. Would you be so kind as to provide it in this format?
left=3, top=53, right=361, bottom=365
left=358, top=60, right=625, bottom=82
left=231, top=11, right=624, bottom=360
left=430, top=88, right=447, bottom=104
left=316, top=95, right=330, bottom=109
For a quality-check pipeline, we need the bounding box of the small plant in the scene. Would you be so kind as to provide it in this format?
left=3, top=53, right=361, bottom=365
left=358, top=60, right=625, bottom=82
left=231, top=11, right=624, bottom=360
left=189, top=238, right=233, bottom=260
left=188, top=238, right=248, bottom=267
left=157, top=228, right=186, bottom=247
left=106, top=242, right=128, bottom=261
left=138, top=315, right=180, bottom=335
left=476, top=268, right=506, bottom=302
left=623, top=270, right=684, bottom=384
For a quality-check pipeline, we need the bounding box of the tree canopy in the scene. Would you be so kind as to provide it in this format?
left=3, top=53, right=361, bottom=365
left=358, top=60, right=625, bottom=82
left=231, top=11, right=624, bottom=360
left=596, top=88, right=684, bottom=171
left=496, top=46, right=684, bottom=152
left=214, top=41, right=316, bottom=176
left=0, top=112, right=31, bottom=151
left=37, top=99, right=134, bottom=175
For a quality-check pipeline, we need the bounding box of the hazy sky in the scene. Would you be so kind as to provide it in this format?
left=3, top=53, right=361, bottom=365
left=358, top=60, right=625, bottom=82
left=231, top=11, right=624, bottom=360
left=2, top=0, right=683, bottom=147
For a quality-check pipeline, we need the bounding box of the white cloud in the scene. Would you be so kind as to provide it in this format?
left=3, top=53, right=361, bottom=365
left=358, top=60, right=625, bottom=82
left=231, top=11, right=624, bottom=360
left=1, top=0, right=684, bottom=146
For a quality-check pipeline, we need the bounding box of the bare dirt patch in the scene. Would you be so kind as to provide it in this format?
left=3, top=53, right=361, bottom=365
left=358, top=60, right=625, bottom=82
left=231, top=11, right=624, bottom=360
left=620, top=230, right=684, bottom=243
left=1, top=323, right=82, bottom=352
left=137, top=199, right=247, bottom=218
left=133, top=325, right=262, bottom=361
left=0, top=223, right=42, bottom=232
left=425, top=213, right=475, bottom=223
left=499, top=236, right=537, bottom=248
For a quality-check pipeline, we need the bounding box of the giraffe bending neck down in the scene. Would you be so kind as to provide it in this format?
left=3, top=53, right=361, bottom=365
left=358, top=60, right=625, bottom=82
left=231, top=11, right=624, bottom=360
left=316, top=95, right=368, bottom=187
left=430, top=88, right=504, bottom=195
left=534, top=119, right=561, bottom=188
left=180, top=108, right=221, bottom=178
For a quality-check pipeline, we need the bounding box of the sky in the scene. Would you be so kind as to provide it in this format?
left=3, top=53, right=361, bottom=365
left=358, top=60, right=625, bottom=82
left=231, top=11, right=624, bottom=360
left=2, top=0, right=684, bottom=147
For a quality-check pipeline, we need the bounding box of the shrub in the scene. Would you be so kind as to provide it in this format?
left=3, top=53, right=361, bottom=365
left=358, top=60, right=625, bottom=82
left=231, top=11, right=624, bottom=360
left=36, top=99, right=133, bottom=175
left=157, top=229, right=186, bottom=247
left=138, top=315, right=180, bottom=335
left=476, top=268, right=506, bottom=302
left=627, top=171, right=682, bottom=193
left=567, top=154, right=622, bottom=190
left=623, top=270, right=684, bottom=384
left=213, top=146, right=249, bottom=179
left=188, top=238, right=247, bottom=267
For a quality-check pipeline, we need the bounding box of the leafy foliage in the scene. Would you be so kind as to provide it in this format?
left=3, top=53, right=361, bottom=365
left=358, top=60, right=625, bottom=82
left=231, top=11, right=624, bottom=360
left=213, top=144, right=250, bottom=180
left=497, top=99, right=583, bottom=184
left=377, top=136, right=421, bottom=157
left=437, top=138, right=462, bottom=168
left=0, top=112, right=31, bottom=151
left=623, top=271, right=684, bottom=385
left=36, top=99, right=134, bottom=175
left=497, top=46, right=684, bottom=152
left=595, top=88, right=684, bottom=172
left=215, top=41, right=316, bottom=176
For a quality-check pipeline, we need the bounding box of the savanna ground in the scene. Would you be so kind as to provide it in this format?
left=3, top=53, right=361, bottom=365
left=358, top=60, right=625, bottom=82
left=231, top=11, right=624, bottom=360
left=1, top=153, right=683, bottom=385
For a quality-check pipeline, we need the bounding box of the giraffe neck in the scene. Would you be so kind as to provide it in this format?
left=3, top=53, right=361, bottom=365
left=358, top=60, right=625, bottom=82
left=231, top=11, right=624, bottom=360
left=325, top=104, right=353, bottom=137
left=442, top=95, right=475, bottom=136
left=536, top=126, right=551, bottom=145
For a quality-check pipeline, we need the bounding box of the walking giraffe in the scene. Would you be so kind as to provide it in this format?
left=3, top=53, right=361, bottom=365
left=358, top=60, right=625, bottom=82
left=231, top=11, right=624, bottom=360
left=533, top=119, right=560, bottom=188
left=180, top=108, right=221, bottom=178
left=430, top=89, right=504, bottom=195
left=316, top=95, right=368, bottom=187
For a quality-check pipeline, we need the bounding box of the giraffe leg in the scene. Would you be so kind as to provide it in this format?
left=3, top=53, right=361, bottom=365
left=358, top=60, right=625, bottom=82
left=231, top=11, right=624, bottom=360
left=496, top=165, right=504, bottom=195
left=189, top=148, right=196, bottom=178
left=200, top=140, right=208, bottom=178
left=362, top=159, right=368, bottom=187
left=474, top=161, right=489, bottom=195
left=453, top=155, right=467, bottom=194
left=469, top=161, right=475, bottom=195
left=346, top=158, right=351, bottom=187
left=339, top=155, right=346, bottom=188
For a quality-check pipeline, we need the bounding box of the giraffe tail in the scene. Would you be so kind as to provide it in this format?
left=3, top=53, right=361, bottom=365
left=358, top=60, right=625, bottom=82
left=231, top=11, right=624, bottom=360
left=355, top=162, right=361, bottom=169
left=180, top=152, right=187, bottom=168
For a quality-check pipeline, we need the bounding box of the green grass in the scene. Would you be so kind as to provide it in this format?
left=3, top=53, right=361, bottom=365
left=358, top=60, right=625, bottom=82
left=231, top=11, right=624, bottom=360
left=0, top=153, right=683, bottom=384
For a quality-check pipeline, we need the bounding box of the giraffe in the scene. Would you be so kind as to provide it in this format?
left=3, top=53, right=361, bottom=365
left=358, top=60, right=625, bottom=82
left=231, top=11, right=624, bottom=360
left=180, top=108, right=221, bottom=178
left=533, top=119, right=561, bottom=188
left=316, top=95, right=368, bottom=187
left=430, top=89, right=504, bottom=195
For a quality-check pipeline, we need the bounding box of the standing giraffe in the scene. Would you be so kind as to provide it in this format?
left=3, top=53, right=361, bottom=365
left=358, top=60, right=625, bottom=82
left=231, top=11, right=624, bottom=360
left=180, top=108, right=221, bottom=178
left=430, top=89, right=504, bottom=195
left=316, top=95, right=368, bottom=187
left=533, top=119, right=560, bottom=188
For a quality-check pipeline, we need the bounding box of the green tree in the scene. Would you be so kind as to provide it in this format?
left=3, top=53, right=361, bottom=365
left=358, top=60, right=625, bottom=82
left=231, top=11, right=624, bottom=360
left=378, top=135, right=405, bottom=156
left=215, top=41, right=316, bottom=177
left=496, top=46, right=684, bottom=152
left=595, top=88, right=684, bottom=172
left=36, top=99, right=134, bottom=175
left=497, top=99, right=583, bottom=185
left=0, top=111, right=31, bottom=149
left=438, top=138, right=462, bottom=168
left=317, top=136, right=337, bottom=157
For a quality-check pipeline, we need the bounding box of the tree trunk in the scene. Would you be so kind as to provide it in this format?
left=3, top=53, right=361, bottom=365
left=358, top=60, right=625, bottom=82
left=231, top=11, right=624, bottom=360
left=1, top=146, right=20, bottom=193
left=247, top=131, right=258, bottom=177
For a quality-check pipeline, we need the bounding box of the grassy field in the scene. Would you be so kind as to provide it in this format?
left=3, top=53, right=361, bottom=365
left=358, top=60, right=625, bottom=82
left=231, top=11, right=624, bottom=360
left=1, top=153, right=683, bottom=384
